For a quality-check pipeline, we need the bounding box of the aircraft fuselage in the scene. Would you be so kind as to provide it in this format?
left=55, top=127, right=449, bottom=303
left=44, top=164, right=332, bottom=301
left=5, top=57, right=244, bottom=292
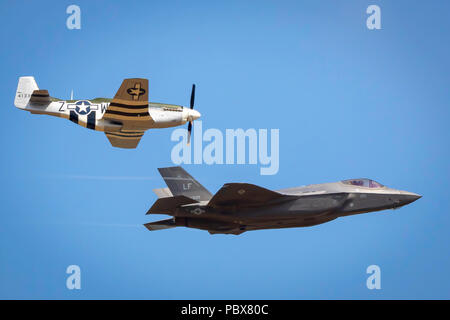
left=24, top=100, right=193, bottom=132
left=159, top=181, right=421, bottom=234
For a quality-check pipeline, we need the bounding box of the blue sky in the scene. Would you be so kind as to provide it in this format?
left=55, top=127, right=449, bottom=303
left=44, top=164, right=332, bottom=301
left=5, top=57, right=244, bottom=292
left=0, top=0, right=449, bottom=299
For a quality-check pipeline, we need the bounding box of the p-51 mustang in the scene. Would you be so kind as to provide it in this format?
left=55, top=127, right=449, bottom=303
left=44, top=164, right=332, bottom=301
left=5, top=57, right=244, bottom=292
left=145, top=167, right=421, bottom=235
left=14, top=76, right=201, bottom=148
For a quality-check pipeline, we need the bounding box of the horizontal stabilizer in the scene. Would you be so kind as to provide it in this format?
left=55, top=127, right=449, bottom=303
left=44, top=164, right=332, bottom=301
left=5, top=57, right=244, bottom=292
left=207, top=183, right=286, bottom=208
left=29, top=90, right=51, bottom=105
left=144, top=219, right=176, bottom=231
left=153, top=187, right=173, bottom=198
left=147, top=195, right=199, bottom=214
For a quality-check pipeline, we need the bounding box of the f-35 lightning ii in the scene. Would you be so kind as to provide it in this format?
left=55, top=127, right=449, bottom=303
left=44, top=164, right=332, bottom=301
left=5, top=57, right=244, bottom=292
left=144, top=167, right=421, bottom=235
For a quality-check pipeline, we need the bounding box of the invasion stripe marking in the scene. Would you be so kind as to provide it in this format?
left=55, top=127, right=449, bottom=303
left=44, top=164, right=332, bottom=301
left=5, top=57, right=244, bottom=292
left=106, top=132, right=144, bottom=137
left=106, top=133, right=142, bottom=140
left=120, top=131, right=146, bottom=134
left=103, top=114, right=152, bottom=122
left=104, top=110, right=150, bottom=117
left=113, top=133, right=145, bottom=136
left=109, top=99, right=147, bottom=106
left=87, top=112, right=96, bottom=130
left=69, top=111, right=78, bottom=124
left=31, top=94, right=50, bottom=97
left=111, top=98, right=149, bottom=106
left=109, top=102, right=148, bottom=109
left=109, top=131, right=144, bottom=136
left=106, top=136, right=142, bottom=141
left=107, top=106, right=148, bottom=113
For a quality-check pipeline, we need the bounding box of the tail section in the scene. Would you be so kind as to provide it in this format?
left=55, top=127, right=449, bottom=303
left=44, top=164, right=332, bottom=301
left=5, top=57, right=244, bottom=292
left=147, top=195, right=198, bottom=214
left=157, top=166, right=212, bottom=201
left=29, top=90, right=51, bottom=105
left=144, top=167, right=212, bottom=232
left=14, top=76, right=39, bottom=109
left=144, top=219, right=177, bottom=231
left=152, top=187, right=173, bottom=198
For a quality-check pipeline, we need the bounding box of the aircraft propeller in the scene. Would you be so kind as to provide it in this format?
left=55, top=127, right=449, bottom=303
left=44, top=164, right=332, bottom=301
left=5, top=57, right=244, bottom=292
left=187, top=84, right=199, bottom=145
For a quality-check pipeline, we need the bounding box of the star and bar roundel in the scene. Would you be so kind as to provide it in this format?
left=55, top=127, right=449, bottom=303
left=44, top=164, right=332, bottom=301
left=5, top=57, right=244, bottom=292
left=67, top=100, right=98, bottom=116
left=67, top=100, right=99, bottom=129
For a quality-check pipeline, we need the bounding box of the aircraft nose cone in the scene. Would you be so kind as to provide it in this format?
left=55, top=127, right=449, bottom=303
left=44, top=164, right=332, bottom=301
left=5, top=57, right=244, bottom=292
left=406, top=193, right=422, bottom=204
left=396, top=192, right=422, bottom=207
left=188, top=109, right=201, bottom=121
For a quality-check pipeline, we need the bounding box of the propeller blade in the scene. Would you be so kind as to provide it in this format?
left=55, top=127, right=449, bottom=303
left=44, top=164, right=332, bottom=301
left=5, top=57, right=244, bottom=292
left=187, top=121, right=192, bottom=145
left=190, top=84, right=196, bottom=109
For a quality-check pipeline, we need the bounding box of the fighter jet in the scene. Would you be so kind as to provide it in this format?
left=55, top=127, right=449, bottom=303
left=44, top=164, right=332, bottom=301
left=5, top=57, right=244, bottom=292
left=14, top=76, right=200, bottom=148
left=145, top=167, right=421, bottom=235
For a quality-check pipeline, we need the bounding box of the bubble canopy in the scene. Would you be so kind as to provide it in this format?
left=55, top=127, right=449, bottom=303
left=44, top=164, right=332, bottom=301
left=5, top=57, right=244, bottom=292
left=341, top=179, right=384, bottom=188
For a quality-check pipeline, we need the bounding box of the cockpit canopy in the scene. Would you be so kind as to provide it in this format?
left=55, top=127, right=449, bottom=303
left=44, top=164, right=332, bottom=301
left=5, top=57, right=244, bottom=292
left=342, top=178, right=384, bottom=188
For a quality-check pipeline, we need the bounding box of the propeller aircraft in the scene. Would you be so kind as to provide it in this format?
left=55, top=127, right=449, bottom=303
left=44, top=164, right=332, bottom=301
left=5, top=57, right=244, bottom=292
left=14, top=77, right=200, bottom=148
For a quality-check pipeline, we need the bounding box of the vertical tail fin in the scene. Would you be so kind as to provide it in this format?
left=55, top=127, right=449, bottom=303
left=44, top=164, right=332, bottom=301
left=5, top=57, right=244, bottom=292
left=157, top=166, right=212, bottom=201
left=14, top=76, right=39, bottom=109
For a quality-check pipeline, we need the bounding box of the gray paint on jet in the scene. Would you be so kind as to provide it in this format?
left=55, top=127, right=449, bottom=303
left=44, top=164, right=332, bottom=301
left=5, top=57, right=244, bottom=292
left=144, top=167, right=421, bottom=235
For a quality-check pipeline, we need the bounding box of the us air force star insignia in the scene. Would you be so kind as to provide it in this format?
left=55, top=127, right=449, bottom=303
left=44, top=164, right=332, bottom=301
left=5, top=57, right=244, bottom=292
left=67, top=100, right=98, bottom=116
left=76, top=101, right=90, bottom=115
left=127, top=83, right=146, bottom=101
left=191, top=208, right=205, bottom=215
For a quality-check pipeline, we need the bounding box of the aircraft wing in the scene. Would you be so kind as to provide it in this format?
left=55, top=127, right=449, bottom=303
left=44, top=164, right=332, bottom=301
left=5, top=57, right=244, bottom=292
left=103, top=78, right=153, bottom=148
left=105, top=130, right=145, bottom=149
left=207, top=183, right=288, bottom=208
left=103, top=78, right=151, bottom=122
